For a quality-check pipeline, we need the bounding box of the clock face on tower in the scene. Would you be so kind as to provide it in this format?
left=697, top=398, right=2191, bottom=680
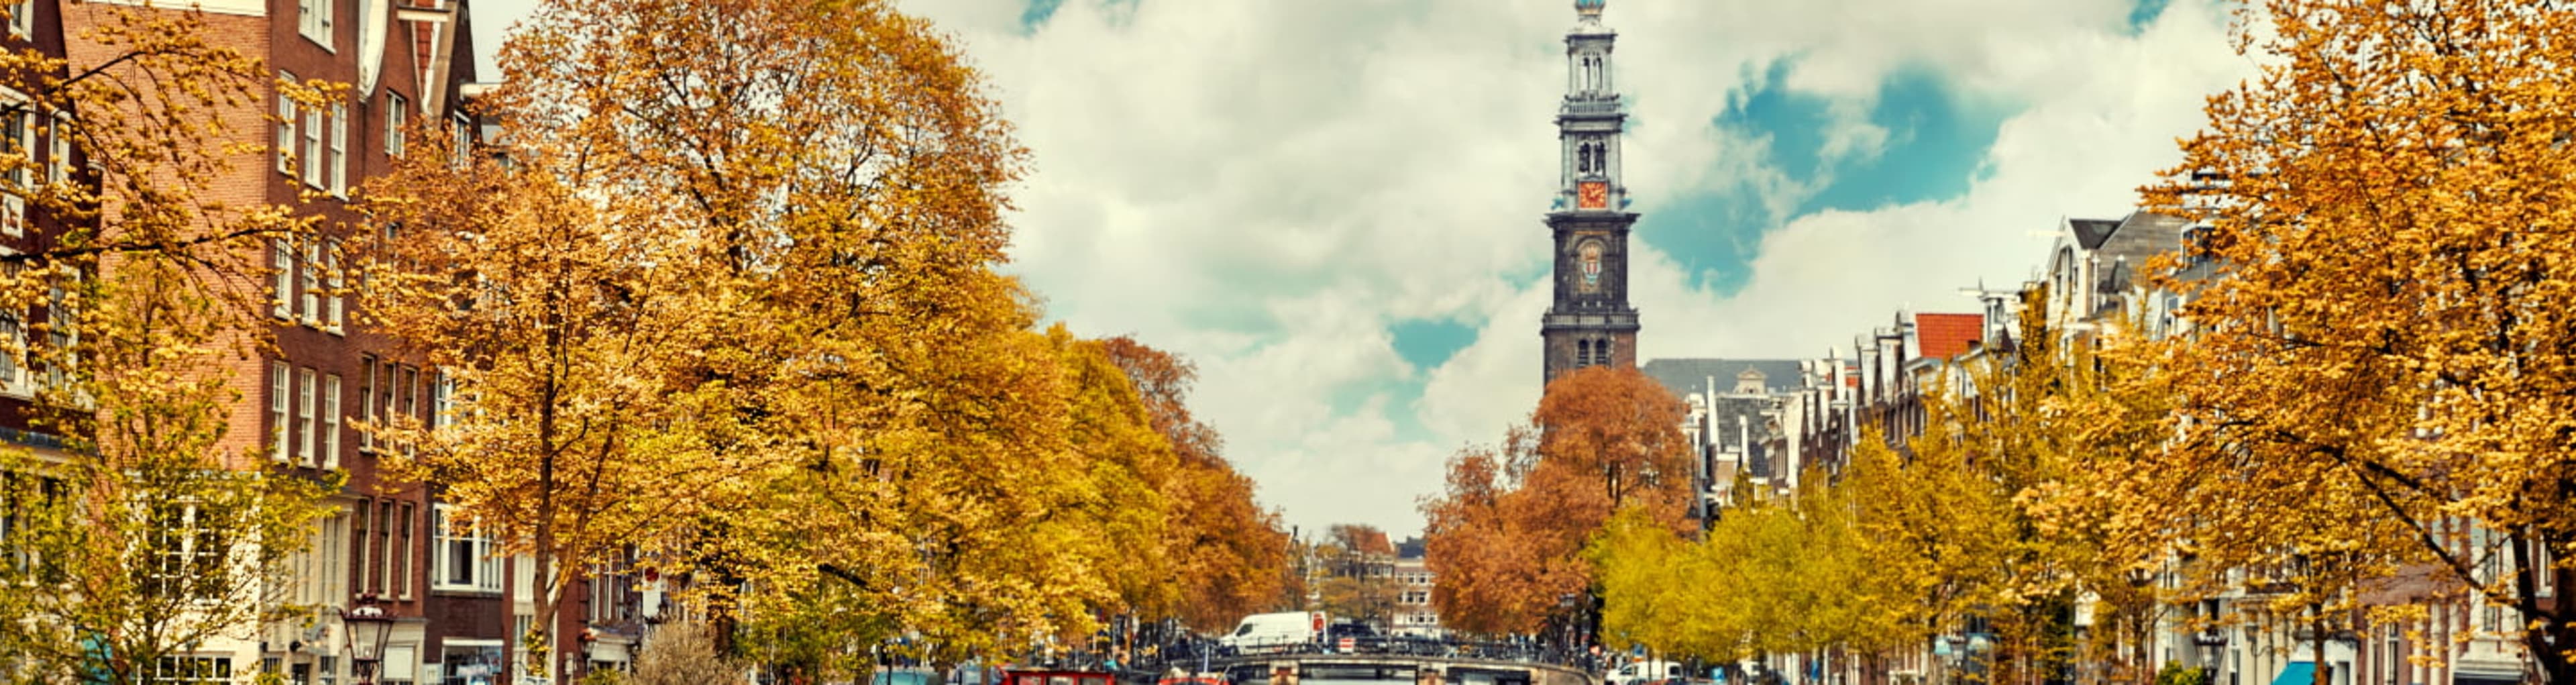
left=1578, top=181, right=1608, bottom=209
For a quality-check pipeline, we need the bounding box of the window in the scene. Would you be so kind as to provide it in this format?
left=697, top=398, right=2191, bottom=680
left=431, top=504, right=498, bottom=592
left=384, top=644, right=419, bottom=685
left=385, top=93, right=407, bottom=157
left=6, top=0, right=30, bottom=39
left=450, top=115, right=472, bottom=167
left=323, top=373, right=342, bottom=468
left=46, top=113, right=68, bottom=185
left=277, top=72, right=298, bottom=174
left=270, top=362, right=290, bottom=461
left=2541, top=543, right=2557, bottom=598
left=324, top=240, right=344, bottom=331
left=298, top=366, right=317, bottom=466
left=44, top=270, right=72, bottom=389
left=352, top=501, right=371, bottom=596
left=398, top=365, right=418, bottom=426
left=148, top=502, right=225, bottom=601
left=431, top=373, right=451, bottom=430
left=328, top=103, right=347, bottom=195
left=150, top=656, right=235, bottom=684
left=271, top=238, right=294, bottom=318
left=1, top=95, right=30, bottom=238
left=439, top=642, right=505, bottom=685
left=301, top=241, right=321, bottom=323
left=359, top=357, right=376, bottom=452
left=0, top=294, right=21, bottom=391
left=302, top=105, right=325, bottom=188
left=298, top=0, right=333, bottom=49
left=371, top=500, right=392, bottom=596
left=306, top=513, right=346, bottom=605
left=2, top=472, right=64, bottom=575
left=392, top=502, right=413, bottom=598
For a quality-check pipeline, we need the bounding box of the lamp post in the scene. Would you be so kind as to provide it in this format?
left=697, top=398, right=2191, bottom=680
left=343, top=595, right=396, bottom=685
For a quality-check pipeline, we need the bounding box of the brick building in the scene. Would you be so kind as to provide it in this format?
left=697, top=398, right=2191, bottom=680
left=23, top=0, right=576, bottom=682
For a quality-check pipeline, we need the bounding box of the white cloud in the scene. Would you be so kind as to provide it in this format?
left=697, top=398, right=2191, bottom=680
left=896, top=0, right=2254, bottom=539
left=474, top=0, right=2253, bottom=539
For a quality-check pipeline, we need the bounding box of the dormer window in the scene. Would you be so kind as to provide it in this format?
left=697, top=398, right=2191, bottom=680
left=2182, top=224, right=2213, bottom=268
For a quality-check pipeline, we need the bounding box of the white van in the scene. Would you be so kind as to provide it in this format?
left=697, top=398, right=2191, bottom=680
left=1607, top=660, right=1686, bottom=685
left=1217, top=612, right=1324, bottom=654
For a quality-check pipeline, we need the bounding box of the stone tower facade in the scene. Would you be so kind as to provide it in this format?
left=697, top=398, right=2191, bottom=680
left=1541, top=0, right=1642, bottom=384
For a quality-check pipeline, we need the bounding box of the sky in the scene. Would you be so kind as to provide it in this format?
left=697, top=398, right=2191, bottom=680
left=468, top=0, right=2254, bottom=541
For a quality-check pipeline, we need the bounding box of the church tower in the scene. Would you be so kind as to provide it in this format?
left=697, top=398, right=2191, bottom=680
left=1541, top=0, right=1641, bottom=384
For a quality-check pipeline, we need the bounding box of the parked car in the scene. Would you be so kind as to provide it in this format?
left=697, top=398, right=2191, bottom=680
left=1323, top=621, right=1379, bottom=653
left=873, top=668, right=938, bottom=685
left=1216, top=611, right=1325, bottom=655
left=1607, top=661, right=1686, bottom=685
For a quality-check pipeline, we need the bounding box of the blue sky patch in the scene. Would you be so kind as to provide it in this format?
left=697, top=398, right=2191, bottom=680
left=1021, top=0, right=1066, bottom=30
left=2128, top=0, right=2172, bottom=34
left=1639, top=62, right=2012, bottom=295
left=1391, top=318, right=1479, bottom=373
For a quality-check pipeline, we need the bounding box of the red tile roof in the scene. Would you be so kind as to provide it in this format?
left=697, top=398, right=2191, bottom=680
left=1914, top=313, right=1986, bottom=361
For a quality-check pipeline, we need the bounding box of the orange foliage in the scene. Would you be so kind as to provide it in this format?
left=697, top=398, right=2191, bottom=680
left=1099, top=337, right=1293, bottom=632
left=1423, top=366, right=1694, bottom=635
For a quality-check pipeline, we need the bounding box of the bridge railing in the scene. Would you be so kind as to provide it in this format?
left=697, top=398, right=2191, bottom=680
left=1131, top=636, right=1591, bottom=673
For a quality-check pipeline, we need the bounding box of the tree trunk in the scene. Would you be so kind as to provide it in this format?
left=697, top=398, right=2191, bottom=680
left=2308, top=611, right=2326, bottom=685
left=2515, top=537, right=2571, bottom=685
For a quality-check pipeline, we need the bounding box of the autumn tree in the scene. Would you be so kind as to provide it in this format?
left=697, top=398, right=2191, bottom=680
left=1312, top=524, right=1398, bottom=627
left=2135, top=0, right=2576, bottom=681
left=359, top=151, right=748, bottom=682
left=1424, top=366, right=1693, bottom=637
left=0, top=4, right=347, bottom=683
left=1100, top=337, right=1292, bottom=633
left=370, top=0, right=1044, bottom=676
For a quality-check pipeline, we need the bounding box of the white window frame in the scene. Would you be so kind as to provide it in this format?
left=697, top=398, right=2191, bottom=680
left=358, top=357, right=376, bottom=452
left=328, top=103, right=347, bottom=196
left=6, top=0, right=31, bottom=40
left=384, top=93, right=406, bottom=158
left=431, top=373, right=451, bottom=430
left=276, top=72, right=297, bottom=175
left=298, top=366, right=317, bottom=466
left=43, top=267, right=73, bottom=390
left=323, top=373, right=342, bottom=469
left=148, top=501, right=225, bottom=601
left=308, top=512, right=346, bottom=607
left=298, top=0, right=334, bottom=50
left=271, top=238, right=295, bottom=319
left=301, top=105, right=325, bottom=189
left=430, top=504, right=500, bottom=593
left=323, top=239, right=344, bottom=332
left=1, top=89, right=32, bottom=238
left=150, top=655, right=235, bottom=684
left=0, top=260, right=22, bottom=396
left=450, top=115, right=471, bottom=168
left=270, top=362, right=291, bottom=462
left=45, top=112, right=68, bottom=185
left=301, top=241, right=321, bottom=323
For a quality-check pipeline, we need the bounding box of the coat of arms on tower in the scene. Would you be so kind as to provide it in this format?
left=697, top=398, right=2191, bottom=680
left=1579, top=242, right=1604, bottom=291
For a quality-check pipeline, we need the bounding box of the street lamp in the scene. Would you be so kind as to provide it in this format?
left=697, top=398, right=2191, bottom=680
left=343, top=595, right=396, bottom=685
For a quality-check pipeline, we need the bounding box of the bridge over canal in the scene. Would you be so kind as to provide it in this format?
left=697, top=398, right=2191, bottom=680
left=1205, top=652, right=1593, bottom=685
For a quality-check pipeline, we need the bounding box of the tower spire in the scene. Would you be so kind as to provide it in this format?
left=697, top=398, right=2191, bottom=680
left=1540, top=0, right=1641, bottom=384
